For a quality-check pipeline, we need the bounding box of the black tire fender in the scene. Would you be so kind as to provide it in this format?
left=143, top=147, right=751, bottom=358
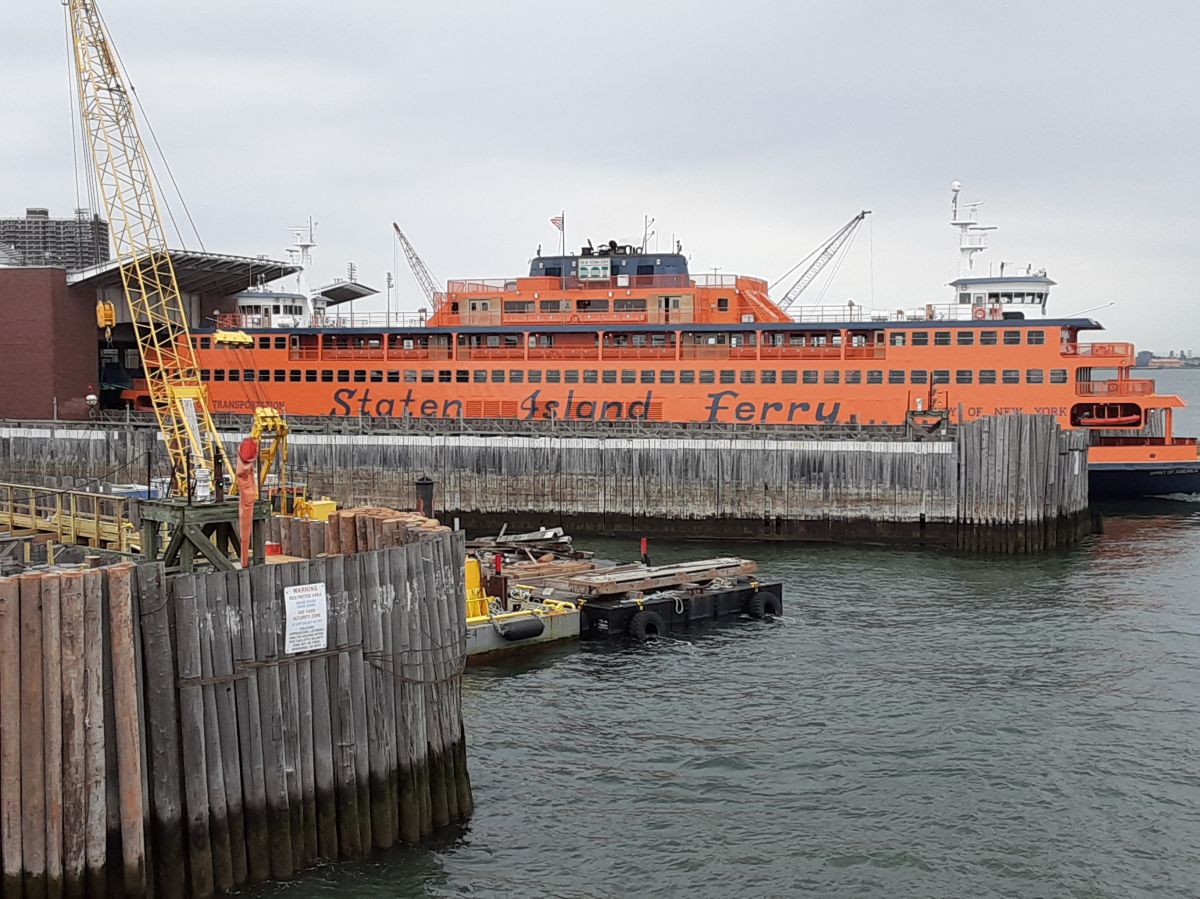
left=747, top=591, right=780, bottom=619
left=628, top=609, right=666, bottom=641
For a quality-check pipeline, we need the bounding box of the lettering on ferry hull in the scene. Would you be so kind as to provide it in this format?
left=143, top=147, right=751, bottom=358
left=704, top=391, right=841, bottom=424
left=325, top=387, right=660, bottom=422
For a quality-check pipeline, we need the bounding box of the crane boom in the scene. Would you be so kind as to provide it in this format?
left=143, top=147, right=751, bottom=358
left=392, top=222, right=442, bottom=310
left=67, top=0, right=231, bottom=495
left=776, top=210, right=871, bottom=312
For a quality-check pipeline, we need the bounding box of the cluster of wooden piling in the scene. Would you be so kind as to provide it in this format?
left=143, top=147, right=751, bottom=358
left=138, top=521, right=470, bottom=897
left=0, top=564, right=145, bottom=898
left=268, top=508, right=450, bottom=561
left=955, top=414, right=1092, bottom=552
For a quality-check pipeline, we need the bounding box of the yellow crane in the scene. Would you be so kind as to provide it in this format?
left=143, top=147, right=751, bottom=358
left=67, top=0, right=299, bottom=565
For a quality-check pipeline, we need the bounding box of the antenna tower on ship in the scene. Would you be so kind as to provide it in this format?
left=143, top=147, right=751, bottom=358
left=287, top=217, right=318, bottom=298
left=950, top=181, right=995, bottom=275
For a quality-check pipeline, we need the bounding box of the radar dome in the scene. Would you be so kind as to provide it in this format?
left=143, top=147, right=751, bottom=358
left=951, top=180, right=962, bottom=191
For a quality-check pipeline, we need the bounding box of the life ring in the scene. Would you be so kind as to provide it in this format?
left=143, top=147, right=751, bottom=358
left=990, top=304, right=1003, bottom=319
left=972, top=306, right=986, bottom=320
left=569, top=314, right=581, bottom=323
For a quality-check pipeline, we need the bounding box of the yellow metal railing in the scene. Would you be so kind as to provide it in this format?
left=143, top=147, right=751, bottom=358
left=0, top=483, right=136, bottom=553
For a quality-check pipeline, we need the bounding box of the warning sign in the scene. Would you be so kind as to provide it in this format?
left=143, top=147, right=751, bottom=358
left=284, top=582, right=328, bottom=654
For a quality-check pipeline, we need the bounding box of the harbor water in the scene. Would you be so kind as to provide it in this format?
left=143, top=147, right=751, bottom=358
left=255, top=370, right=1200, bottom=898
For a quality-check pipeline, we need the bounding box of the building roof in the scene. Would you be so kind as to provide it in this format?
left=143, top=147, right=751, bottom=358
left=949, top=275, right=1056, bottom=287
left=315, top=280, right=379, bottom=306
left=67, top=250, right=300, bottom=297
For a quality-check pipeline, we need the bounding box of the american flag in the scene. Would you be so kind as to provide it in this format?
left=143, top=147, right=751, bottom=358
left=550, top=215, right=564, bottom=231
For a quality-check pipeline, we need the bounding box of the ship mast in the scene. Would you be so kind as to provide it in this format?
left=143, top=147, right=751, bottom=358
left=950, top=180, right=995, bottom=276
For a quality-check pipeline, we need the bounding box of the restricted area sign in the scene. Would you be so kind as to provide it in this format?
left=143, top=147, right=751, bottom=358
left=284, top=582, right=328, bottom=654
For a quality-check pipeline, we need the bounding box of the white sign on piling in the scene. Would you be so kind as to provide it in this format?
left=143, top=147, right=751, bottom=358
left=284, top=582, right=328, bottom=654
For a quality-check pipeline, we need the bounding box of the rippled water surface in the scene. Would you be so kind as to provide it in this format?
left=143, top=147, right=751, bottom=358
left=258, top=371, right=1200, bottom=898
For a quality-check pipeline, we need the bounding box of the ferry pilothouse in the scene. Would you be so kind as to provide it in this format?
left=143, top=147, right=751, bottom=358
left=113, top=185, right=1200, bottom=499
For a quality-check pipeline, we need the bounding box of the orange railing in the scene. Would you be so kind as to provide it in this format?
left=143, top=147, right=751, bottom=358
left=458, top=347, right=525, bottom=360
left=1062, top=342, right=1134, bottom=358
left=322, top=348, right=385, bottom=360
left=602, top=346, right=675, bottom=360
left=844, top=346, right=888, bottom=360
left=528, top=347, right=598, bottom=360
left=1077, top=379, right=1156, bottom=396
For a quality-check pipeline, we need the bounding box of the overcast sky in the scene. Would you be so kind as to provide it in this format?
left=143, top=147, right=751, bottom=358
left=4, top=1, right=1198, bottom=351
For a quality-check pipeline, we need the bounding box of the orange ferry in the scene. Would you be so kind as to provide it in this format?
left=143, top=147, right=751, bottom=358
left=117, top=188, right=1200, bottom=499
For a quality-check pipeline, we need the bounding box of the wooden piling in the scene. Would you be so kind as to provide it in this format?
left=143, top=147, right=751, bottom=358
left=230, top=569, right=270, bottom=885
left=20, top=573, right=47, bottom=899
left=82, top=570, right=106, bottom=899
left=0, top=576, right=23, bottom=898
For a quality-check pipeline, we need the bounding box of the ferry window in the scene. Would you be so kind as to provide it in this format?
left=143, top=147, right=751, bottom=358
left=199, top=369, right=210, bottom=381
left=740, top=371, right=755, bottom=384
left=258, top=337, right=270, bottom=350
left=539, top=300, right=563, bottom=313
left=370, top=370, right=383, bottom=383
left=888, top=370, right=905, bottom=384
left=911, top=332, right=929, bottom=346
left=661, top=370, right=676, bottom=384
left=274, top=337, right=286, bottom=350
left=615, top=298, right=647, bottom=312
left=289, top=370, right=301, bottom=383
left=438, top=370, right=451, bottom=383
left=699, top=370, right=715, bottom=384
left=305, top=370, right=317, bottom=383
left=720, top=370, right=735, bottom=384
left=959, top=292, right=971, bottom=304
left=867, top=370, right=883, bottom=384
left=602, top=370, right=616, bottom=383
left=717, top=297, right=730, bottom=312
left=889, top=333, right=906, bottom=347
left=584, top=370, right=598, bottom=383
left=421, top=370, right=435, bottom=382
left=258, top=369, right=270, bottom=382
left=979, top=370, right=997, bottom=384
left=641, top=371, right=655, bottom=384
left=529, top=370, right=543, bottom=384
left=338, top=371, right=351, bottom=383
left=846, top=370, right=862, bottom=384
left=1027, top=330, right=1046, bottom=345
left=402, top=370, right=415, bottom=383
left=1002, top=369, right=1020, bottom=384
left=761, top=370, right=776, bottom=384
left=934, top=331, right=951, bottom=346
left=956, top=370, right=973, bottom=384
left=199, top=337, right=211, bottom=350
left=213, top=369, right=225, bottom=382
left=680, top=370, right=696, bottom=384
left=320, top=370, right=332, bottom=383
left=910, top=370, right=928, bottom=385
left=504, top=301, right=533, bottom=314
left=455, top=370, right=468, bottom=383
left=1003, top=331, right=1021, bottom=346
left=802, top=371, right=818, bottom=384
left=229, top=370, right=241, bottom=382
left=956, top=331, right=975, bottom=346
left=980, top=331, right=998, bottom=345
left=474, top=370, right=488, bottom=383
left=824, top=371, right=840, bottom=384
left=547, top=370, right=561, bottom=383
left=565, top=370, right=579, bottom=384
left=932, top=370, right=950, bottom=385
left=387, top=371, right=400, bottom=383
left=1026, top=369, right=1044, bottom=384
left=353, top=370, right=366, bottom=383
left=493, top=370, right=506, bottom=383
left=782, top=370, right=797, bottom=384
left=244, top=370, right=256, bottom=382
left=621, top=370, right=636, bottom=384
left=1050, top=369, right=1068, bottom=384
left=632, top=335, right=647, bottom=347
left=577, top=299, right=608, bottom=312
left=510, top=370, right=525, bottom=383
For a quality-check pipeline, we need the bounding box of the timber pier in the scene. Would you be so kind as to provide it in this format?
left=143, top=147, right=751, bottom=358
left=0, top=413, right=1092, bottom=553
left=0, top=515, right=471, bottom=898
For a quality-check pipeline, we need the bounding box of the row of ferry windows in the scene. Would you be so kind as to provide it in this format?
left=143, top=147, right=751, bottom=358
left=191, top=329, right=1047, bottom=351
left=201, top=367, right=1072, bottom=386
